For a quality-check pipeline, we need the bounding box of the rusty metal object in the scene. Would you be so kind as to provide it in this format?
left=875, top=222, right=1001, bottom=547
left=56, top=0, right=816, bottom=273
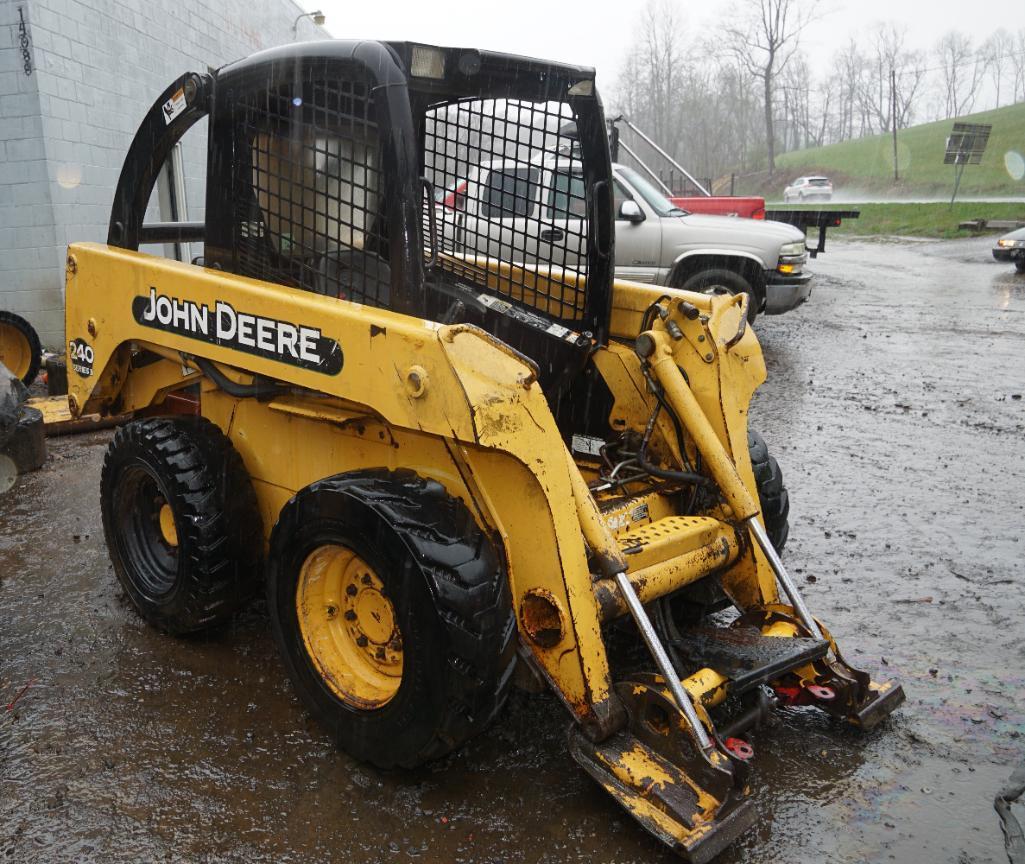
left=736, top=605, right=905, bottom=730
left=569, top=676, right=754, bottom=864
left=519, top=589, right=565, bottom=649
left=594, top=534, right=740, bottom=622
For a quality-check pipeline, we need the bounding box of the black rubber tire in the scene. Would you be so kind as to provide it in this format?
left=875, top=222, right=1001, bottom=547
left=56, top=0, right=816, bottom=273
left=267, top=469, right=515, bottom=769
left=100, top=416, right=263, bottom=635
left=678, top=268, right=762, bottom=323
left=0, top=407, right=46, bottom=473
left=748, top=430, right=790, bottom=552
left=0, top=311, right=42, bottom=387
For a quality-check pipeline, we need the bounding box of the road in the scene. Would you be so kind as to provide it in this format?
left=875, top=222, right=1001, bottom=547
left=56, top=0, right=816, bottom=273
left=766, top=196, right=1025, bottom=205
left=1, top=235, right=1023, bottom=863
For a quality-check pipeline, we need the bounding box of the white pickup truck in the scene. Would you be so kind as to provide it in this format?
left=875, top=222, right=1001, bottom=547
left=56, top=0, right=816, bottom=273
left=434, top=160, right=812, bottom=323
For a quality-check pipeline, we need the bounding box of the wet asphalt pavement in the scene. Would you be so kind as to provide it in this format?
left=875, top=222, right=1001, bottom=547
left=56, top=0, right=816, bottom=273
left=2, top=235, right=1023, bottom=863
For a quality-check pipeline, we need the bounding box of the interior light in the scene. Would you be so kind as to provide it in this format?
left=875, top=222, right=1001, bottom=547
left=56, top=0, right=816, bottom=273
left=410, top=45, right=445, bottom=80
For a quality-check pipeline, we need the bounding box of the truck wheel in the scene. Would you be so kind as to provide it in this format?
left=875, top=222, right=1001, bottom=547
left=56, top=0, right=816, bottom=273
left=1015, top=260, right=1025, bottom=274
left=678, top=269, right=762, bottom=323
left=749, top=430, right=789, bottom=552
left=0, top=311, right=42, bottom=387
left=267, top=470, right=515, bottom=769
left=100, top=416, right=263, bottom=634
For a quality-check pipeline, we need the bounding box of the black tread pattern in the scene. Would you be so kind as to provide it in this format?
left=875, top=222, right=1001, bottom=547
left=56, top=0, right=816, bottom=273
left=273, top=469, right=516, bottom=768
left=748, top=430, right=790, bottom=552
left=101, top=416, right=263, bottom=634
left=0, top=311, right=42, bottom=387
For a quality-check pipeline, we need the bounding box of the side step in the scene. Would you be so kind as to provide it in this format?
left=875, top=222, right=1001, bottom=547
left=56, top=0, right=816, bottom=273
left=569, top=677, right=756, bottom=864
left=671, top=624, right=829, bottom=694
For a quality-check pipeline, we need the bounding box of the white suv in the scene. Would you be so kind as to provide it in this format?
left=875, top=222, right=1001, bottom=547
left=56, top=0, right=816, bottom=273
left=782, top=176, right=833, bottom=202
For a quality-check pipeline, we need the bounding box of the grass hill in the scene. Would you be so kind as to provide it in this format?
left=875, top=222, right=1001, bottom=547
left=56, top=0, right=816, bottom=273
left=734, top=101, right=1025, bottom=200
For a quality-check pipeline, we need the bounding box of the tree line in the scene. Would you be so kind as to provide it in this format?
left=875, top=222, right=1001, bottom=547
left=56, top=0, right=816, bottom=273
left=613, top=0, right=1025, bottom=182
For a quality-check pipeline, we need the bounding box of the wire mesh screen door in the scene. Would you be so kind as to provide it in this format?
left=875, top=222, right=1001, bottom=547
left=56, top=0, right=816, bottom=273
left=231, top=67, right=393, bottom=307
left=424, top=98, right=589, bottom=325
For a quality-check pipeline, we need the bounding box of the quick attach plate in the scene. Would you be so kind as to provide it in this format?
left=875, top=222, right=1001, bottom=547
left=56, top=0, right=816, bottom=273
left=670, top=625, right=829, bottom=694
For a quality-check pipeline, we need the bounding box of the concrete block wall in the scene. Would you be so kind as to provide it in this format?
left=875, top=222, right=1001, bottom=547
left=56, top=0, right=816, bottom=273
left=1, top=0, right=62, bottom=346
left=0, top=0, right=326, bottom=348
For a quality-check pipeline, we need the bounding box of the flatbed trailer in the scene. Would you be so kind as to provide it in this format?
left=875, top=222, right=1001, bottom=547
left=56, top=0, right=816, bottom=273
left=765, top=208, right=861, bottom=258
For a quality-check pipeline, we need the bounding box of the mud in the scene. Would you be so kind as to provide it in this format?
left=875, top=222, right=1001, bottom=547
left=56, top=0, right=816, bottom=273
left=2, top=236, right=1023, bottom=863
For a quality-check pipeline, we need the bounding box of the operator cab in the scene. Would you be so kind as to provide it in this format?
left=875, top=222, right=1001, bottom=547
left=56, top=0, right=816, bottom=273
left=108, top=41, right=615, bottom=400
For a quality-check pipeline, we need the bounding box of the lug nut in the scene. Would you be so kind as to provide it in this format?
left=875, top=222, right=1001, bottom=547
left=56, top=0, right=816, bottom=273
left=356, top=635, right=369, bottom=648
left=346, top=584, right=358, bottom=596
left=325, top=605, right=338, bottom=619
left=344, top=610, right=357, bottom=621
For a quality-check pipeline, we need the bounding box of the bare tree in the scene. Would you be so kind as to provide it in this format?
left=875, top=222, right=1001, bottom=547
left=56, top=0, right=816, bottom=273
left=854, top=24, right=924, bottom=133
left=1009, top=28, right=1025, bottom=103
left=983, top=29, right=1014, bottom=107
left=780, top=53, right=814, bottom=151
left=831, top=39, right=866, bottom=142
left=936, top=31, right=989, bottom=117
left=724, top=0, right=818, bottom=175
left=612, top=0, right=767, bottom=187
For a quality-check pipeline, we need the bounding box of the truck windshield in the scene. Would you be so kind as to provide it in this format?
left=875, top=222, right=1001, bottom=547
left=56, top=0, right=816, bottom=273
left=616, top=166, right=681, bottom=217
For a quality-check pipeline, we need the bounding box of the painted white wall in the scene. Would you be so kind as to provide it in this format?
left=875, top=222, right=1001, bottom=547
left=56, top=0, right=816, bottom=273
left=0, top=0, right=326, bottom=347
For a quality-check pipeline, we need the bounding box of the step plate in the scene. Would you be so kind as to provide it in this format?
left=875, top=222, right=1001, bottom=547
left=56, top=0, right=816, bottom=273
left=671, top=625, right=829, bottom=693
left=569, top=723, right=756, bottom=864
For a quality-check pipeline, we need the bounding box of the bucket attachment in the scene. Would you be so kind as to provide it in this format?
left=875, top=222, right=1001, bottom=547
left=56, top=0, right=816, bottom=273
left=569, top=677, right=756, bottom=864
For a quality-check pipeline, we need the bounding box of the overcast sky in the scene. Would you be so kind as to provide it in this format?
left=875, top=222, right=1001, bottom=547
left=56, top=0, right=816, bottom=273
left=312, top=0, right=1016, bottom=98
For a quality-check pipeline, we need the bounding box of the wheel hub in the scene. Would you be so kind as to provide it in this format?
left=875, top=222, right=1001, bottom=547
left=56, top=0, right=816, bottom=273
left=297, top=545, right=403, bottom=709
left=0, top=322, right=31, bottom=381
left=158, top=502, right=178, bottom=547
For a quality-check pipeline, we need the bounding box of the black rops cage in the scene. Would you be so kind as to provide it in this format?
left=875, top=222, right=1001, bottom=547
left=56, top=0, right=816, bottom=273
left=105, top=42, right=615, bottom=398
left=202, top=41, right=614, bottom=348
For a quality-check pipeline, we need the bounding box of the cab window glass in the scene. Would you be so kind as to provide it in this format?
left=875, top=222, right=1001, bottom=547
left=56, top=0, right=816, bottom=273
left=546, top=168, right=586, bottom=219
left=481, top=167, right=538, bottom=218
left=613, top=179, right=634, bottom=218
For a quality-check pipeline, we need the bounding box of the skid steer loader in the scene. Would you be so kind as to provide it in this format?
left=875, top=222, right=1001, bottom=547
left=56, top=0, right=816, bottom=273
left=65, top=41, right=903, bottom=861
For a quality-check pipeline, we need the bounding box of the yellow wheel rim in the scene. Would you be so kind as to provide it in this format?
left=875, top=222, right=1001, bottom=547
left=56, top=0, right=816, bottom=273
left=0, top=323, right=31, bottom=381
left=296, top=545, right=403, bottom=709
left=158, top=503, right=178, bottom=547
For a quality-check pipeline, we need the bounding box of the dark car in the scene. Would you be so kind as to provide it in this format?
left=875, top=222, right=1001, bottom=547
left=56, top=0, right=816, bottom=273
left=993, top=226, right=1025, bottom=273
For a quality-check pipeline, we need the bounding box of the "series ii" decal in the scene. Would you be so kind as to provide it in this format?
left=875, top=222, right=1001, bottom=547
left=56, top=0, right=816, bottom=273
left=133, top=288, right=343, bottom=375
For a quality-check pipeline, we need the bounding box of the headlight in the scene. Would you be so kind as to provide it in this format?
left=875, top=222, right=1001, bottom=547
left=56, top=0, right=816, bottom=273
left=779, top=241, right=806, bottom=256
left=998, top=238, right=1025, bottom=248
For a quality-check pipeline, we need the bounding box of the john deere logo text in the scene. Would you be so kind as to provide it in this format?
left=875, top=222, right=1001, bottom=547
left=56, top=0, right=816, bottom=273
left=132, top=288, right=342, bottom=375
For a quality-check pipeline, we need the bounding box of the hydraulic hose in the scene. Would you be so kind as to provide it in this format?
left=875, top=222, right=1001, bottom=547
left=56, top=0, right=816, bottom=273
left=637, top=400, right=711, bottom=488
left=190, top=356, right=286, bottom=400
